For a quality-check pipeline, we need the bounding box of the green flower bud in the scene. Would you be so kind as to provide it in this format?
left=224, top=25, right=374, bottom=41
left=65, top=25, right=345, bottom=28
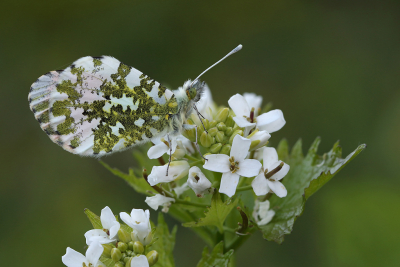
left=111, top=248, right=122, bottom=262
left=209, top=120, right=218, bottom=128
left=250, top=140, right=261, bottom=150
left=225, top=127, right=233, bottom=136
left=209, top=143, right=222, bottom=154
left=225, top=115, right=235, bottom=128
left=128, top=241, right=134, bottom=250
left=146, top=250, right=159, bottom=266
left=124, top=256, right=132, bottom=263
left=229, top=130, right=243, bottom=144
left=220, top=144, right=231, bottom=155
left=133, top=241, right=144, bottom=254
left=208, top=127, right=218, bottom=137
left=215, top=108, right=229, bottom=123
left=200, top=131, right=215, bottom=148
left=118, top=242, right=128, bottom=252
left=114, top=262, right=124, bottom=267
left=203, top=119, right=210, bottom=130
left=182, top=127, right=196, bottom=142
left=216, top=122, right=226, bottom=131
left=215, top=131, right=225, bottom=143
left=124, top=257, right=132, bottom=267
left=102, top=244, right=113, bottom=257
left=118, top=228, right=132, bottom=243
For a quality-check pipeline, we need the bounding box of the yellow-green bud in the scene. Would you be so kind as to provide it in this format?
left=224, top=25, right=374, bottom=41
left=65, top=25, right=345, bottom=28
left=208, top=127, right=218, bottom=137
left=203, top=119, right=210, bottom=130
left=111, top=248, right=122, bottom=262
left=229, top=130, right=243, bottom=144
left=146, top=250, right=159, bottom=266
left=250, top=140, right=261, bottom=150
left=128, top=241, right=134, bottom=250
left=102, top=244, right=113, bottom=258
left=200, top=132, right=215, bottom=148
left=183, top=127, right=196, bottom=142
left=209, top=143, right=222, bottom=154
left=114, top=262, right=124, bottom=267
left=215, top=108, right=229, bottom=123
left=209, top=120, right=218, bottom=128
left=124, top=257, right=132, bottom=267
left=118, top=242, right=128, bottom=252
left=225, top=115, right=235, bottom=128
left=225, top=127, right=233, bottom=136
left=118, top=228, right=132, bottom=243
left=133, top=241, right=144, bottom=254
left=215, top=131, right=225, bottom=143
left=216, top=122, right=226, bottom=131
left=220, top=144, right=231, bottom=155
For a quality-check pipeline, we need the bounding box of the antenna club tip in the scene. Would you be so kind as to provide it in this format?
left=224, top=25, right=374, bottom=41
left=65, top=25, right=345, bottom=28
left=235, top=44, right=243, bottom=52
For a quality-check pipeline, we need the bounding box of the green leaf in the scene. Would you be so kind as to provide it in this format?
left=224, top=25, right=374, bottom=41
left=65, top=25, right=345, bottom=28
left=100, top=161, right=153, bottom=195
left=259, top=138, right=366, bottom=244
left=149, top=213, right=177, bottom=267
left=84, top=208, right=102, bottom=229
left=183, top=191, right=238, bottom=232
left=196, top=242, right=234, bottom=267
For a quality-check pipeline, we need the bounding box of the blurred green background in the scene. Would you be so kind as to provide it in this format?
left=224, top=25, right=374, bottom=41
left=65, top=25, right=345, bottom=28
left=1, top=0, right=399, bottom=266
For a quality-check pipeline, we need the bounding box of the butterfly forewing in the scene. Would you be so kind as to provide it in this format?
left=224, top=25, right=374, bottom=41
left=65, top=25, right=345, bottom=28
left=28, top=56, right=178, bottom=156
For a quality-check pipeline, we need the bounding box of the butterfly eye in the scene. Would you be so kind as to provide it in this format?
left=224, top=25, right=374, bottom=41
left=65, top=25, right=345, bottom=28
left=187, top=88, right=197, bottom=100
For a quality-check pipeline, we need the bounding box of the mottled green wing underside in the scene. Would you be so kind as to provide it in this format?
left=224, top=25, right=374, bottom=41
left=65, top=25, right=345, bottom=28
left=28, top=56, right=179, bottom=156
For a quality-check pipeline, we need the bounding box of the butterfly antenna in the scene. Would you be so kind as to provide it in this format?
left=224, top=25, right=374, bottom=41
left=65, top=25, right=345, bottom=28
left=190, top=44, right=243, bottom=87
left=193, top=104, right=208, bottom=134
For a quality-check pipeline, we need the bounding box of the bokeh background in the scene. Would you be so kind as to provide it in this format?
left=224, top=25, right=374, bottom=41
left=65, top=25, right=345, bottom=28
left=1, top=0, right=399, bottom=266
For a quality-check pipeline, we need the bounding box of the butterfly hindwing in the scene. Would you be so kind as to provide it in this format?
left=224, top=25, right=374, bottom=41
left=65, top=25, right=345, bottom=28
left=28, top=56, right=178, bottom=156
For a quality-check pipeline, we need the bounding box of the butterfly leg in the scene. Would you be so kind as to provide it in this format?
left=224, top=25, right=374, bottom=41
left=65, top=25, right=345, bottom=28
left=183, top=123, right=207, bottom=161
left=166, top=134, right=172, bottom=176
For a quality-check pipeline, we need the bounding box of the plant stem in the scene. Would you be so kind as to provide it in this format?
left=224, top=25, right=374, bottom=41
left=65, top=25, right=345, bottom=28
left=225, top=231, right=253, bottom=252
left=185, top=154, right=199, bottom=161
left=174, top=199, right=209, bottom=208
left=189, top=160, right=204, bottom=167
left=236, top=185, right=253, bottom=192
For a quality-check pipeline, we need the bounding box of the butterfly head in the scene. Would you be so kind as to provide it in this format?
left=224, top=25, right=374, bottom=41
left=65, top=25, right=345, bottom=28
left=185, top=79, right=205, bottom=102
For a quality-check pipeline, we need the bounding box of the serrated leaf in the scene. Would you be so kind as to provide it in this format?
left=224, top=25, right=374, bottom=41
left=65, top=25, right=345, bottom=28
left=259, top=138, right=366, bottom=244
left=196, top=242, right=234, bottom=267
left=149, top=213, right=177, bottom=267
left=183, top=191, right=238, bottom=232
left=84, top=208, right=102, bottom=229
left=100, top=161, right=153, bottom=195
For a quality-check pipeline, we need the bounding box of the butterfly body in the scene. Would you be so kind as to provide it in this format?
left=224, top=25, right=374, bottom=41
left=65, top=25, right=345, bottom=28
left=28, top=56, right=203, bottom=156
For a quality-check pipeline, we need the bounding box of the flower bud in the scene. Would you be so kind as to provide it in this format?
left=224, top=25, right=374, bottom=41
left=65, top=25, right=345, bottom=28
left=247, top=129, right=271, bottom=150
left=229, top=130, right=243, bottom=144
left=133, top=241, right=145, bottom=254
left=102, top=244, right=113, bottom=258
left=215, top=131, right=225, bottom=143
left=220, top=144, right=231, bottom=155
left=124, top=257, right=132, bottom=267
left=115, top=263, right=124, bottom=267
left=200, top=131, right=215, bottom=148
left=146, top=250, right=159, bottom=266
left=208, top=127, right=218, bottom=137
left=128, top=241, right=134, bottom=250
left=250, top=140, right=260, bottom=150
left=209, top=143, right=222, bottom=154
left=111, top=248, right=122, bottom=262
left=216, top=122, right=226, bottom=131
left=118, top=228, right=132, bottom=244
left=209, top=120, right=218, bottom=128
left=225, top=127, right=233, bottom=136
left=203, top=119, right=210, bottom=130
left=215, top=108, right=229, bottom=123
left=118, top=242, right=128, bottom=252
left=144, top=230, right=153, bottom=245
left=225, top=115, right=235, bottom=128
left=182, top=127, right=196, bottom=142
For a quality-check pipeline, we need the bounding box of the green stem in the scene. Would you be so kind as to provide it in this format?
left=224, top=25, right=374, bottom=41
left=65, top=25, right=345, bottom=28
left=223, top=226, right=237, bottom=234
left=174, top=199, right=209, bottom=208
left=225, top=231, right=253, bottom=252
left=185, top=154, right=199, bottom=161
left=189, top=160, right=204, bottom=167
left=236, top=185, right=253, bottom=192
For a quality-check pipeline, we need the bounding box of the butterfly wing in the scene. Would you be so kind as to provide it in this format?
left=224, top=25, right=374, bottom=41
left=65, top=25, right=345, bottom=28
left=28, top=56, right=178, bottom=156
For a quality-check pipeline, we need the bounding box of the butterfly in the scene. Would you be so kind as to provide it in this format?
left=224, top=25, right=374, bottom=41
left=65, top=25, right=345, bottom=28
left=28, top=45, right=242, bottom=157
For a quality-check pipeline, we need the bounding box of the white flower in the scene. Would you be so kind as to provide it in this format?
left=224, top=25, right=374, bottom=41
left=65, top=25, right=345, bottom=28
left=253, top=200, right=275, bottom=226
left=243, top=93, right=263, bottom=116
left=84, top=206, right=120, bottom=245
left=147, top=135, right=178, bottom=159
left=194, top=84, right=216, bottom=121
left=120, top=209, right=152, bottom=245
left=173, top=182, right=189, bottom=197
left=251, top=147, right=290, bottom=197
left=187, top=166, right=212, bottom=197
left=228, top=94, right=286, bottom=135
left=203, top=135, right=262, bottom=197
left=62, top=242, right=105, bottom=267
left=145, top=194, right=175, bottom=211
left=246, top=129, right=271, bottom=150
left=147, top=160, right=190, bottom=186
left=130, top=255, right=149, bottom=267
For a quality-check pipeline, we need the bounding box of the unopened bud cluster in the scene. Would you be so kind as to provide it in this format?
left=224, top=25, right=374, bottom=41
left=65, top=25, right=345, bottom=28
left=105, top=240, right=158, bottom=267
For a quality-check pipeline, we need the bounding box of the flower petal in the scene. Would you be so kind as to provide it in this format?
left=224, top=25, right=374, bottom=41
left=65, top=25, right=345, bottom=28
left=219, top=172, right=240, bottom=197
left=263, top=147, right=279, bottom=170
left=100, top=206, right=116, bottom=229
left=109, top=222, right=120, bottom=239
left=173, top=182, right=189, bottom=197
left=251, top=173, right=270, bottom=196
left=188, top=166, right=212, bottom=196
left=84, top=229, right=109, bottom=245
left=267, top=180, right=287, bottom=198
left=130, top=255, right=150, bottom=267
left=85, top=242, right=103, bottom=265
left=147, top=143, right=168, bottom=159
left=203, top=154, right=230, bottom=173
left=147, top=161, right=190, bottom=186
left=269, top=161, right=290, bottom=181
left=257, top=210, right=275, bottom=226
left=145, top=194, right=175, bottom=210
left=228, top=94, right=250, bottom=117
left=246, top=130, right=271, bottom=150
left=232, top=116, right=256, bottom=128
left=230, top=135, right=251, bottom=162
left=236, top=159, right=262, bottom=177
left=257, top=109, right=286, bottom=133
left=62, top=247, right=88, bottom=267
left=119, top=212, right=134, bottom=228
left=243, top=93, right=263, bottom=115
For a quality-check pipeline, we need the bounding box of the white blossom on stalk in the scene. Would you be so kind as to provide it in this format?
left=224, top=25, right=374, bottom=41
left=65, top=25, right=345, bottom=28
left=145, top=194, right=175, bottom=211
left=246, top=129, right=271, bottom=150
left=253, top=200, right=275, bottom=226
left=147, top=160, right=190, bottom=186
left=62, top=242, right=105, bottom=267
left=147, top=135, right=177, bottom=159
left=120, top=209, right=152, bottom=245
left=187, top=166, right=212, bottom=197
left=84, top=206, right=120, bottom=245
left=203, top=135, right=262, bottom=197
left=228, top=94, right=286, bottom=135
left=251, top=147, right=290, bottom=197
left=130, top=255, right=149, bottom=267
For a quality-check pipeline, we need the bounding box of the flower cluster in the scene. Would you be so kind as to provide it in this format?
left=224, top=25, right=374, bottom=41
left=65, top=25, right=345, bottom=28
left=62, top=207, right=158, bottom=267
